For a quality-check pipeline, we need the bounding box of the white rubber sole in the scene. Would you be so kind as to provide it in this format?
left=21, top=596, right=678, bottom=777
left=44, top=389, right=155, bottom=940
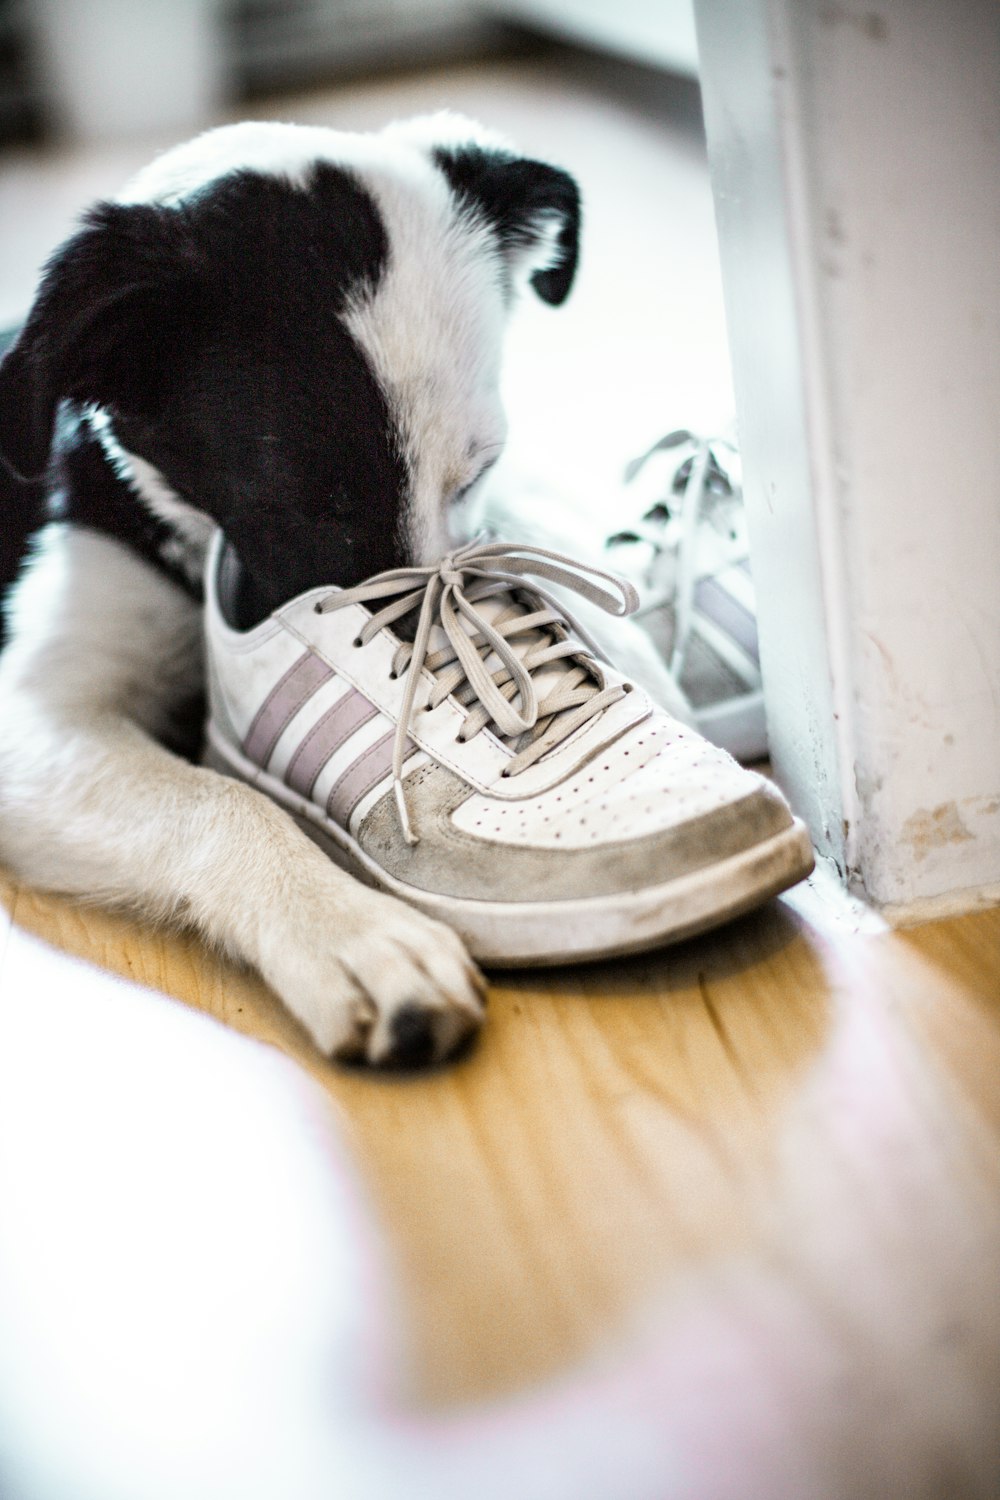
left=205, top=726, right=815, bottom=968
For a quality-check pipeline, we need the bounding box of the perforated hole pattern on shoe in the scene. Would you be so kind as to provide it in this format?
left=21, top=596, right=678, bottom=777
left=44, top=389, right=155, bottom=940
left=449, top=714, right=755, bottom=850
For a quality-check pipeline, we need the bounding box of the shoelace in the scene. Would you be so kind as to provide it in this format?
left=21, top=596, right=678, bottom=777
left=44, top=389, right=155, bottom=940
left=315, top=538, right=639, bottom=845
left=615, top=431, right=742, bottom=673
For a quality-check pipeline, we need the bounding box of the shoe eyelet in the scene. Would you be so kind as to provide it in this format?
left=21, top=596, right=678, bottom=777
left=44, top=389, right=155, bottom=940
left=352, top=637, right=363, bottom=648
left=313, top=603, right=323, bottom=614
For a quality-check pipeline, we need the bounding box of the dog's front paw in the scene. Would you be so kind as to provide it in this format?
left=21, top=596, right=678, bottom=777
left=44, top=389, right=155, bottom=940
left=260, top=886, right=487, bottom=1067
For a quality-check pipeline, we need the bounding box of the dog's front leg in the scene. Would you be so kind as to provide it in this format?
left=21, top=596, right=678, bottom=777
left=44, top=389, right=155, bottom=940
left=0, top=528, right=485, bottom=1064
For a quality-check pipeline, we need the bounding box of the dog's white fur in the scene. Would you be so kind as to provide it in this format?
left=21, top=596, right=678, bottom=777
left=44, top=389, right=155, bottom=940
left=0, top=521, right=483, bottom=1061
left=0, top=114, right=578, bottom=1063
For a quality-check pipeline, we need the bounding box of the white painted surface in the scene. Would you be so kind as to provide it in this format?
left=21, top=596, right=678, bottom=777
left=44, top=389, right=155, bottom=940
left=27, top=0, right=227, bottom=141
left=24, top=0, right=489, bottom=143
left=694, top=0, right=1000, bottom=910
left=487, top=0, right=699, bottom=76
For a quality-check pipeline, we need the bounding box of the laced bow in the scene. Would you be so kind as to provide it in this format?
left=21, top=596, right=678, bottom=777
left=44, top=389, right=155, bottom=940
left=315, top=538, right=640, bottom=845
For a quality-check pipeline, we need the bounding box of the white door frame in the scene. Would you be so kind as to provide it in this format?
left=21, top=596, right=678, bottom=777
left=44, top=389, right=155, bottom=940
left=693, top=0, right=1000, bottom=917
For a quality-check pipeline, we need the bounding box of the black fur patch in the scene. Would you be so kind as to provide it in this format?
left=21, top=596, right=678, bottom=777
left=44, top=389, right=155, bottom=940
left=0, top=326, right=44, bottom=644
left=434, top=146, right=581, bottom=306
left=50, top=407, right=203, bottom=598
left=0, top=162, right=409, bottom=627
left=111, top=164, right=410, bottom=622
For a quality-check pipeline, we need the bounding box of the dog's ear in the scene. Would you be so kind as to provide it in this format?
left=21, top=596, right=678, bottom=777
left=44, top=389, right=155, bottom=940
left=0, top=202, right=205, bottom=480
left=433, top=145, right=582, bottom=306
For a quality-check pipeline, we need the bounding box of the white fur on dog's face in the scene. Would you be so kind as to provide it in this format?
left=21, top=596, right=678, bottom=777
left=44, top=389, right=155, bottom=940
left=340, top=162, right=509, bottom=564
left=114, top=114, right=561, bottom=569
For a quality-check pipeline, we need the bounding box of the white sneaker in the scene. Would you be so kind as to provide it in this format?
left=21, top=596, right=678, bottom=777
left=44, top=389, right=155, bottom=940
left=607, top=431, right=768, bottom=762
left=203, top=532, right=813, bottom=966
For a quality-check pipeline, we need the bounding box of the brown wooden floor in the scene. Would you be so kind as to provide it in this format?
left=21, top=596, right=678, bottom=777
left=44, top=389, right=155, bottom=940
left=3, top=865, right=998, bottom=1438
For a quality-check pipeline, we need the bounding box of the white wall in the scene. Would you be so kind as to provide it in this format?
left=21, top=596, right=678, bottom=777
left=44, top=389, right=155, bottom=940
left=695, top=0, right=1000, bottom=915
left=25, top=0, right=491, bottom=143
left=485, top=0, right=699, bottom=76
left=28, top=0, right=227, bottom=140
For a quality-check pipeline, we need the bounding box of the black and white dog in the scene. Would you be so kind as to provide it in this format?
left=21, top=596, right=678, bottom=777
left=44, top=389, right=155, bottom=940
left=0, top=114, right=581, bottom=1066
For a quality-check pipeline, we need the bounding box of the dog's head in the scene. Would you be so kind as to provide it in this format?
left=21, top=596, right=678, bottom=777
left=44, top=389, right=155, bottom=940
left=0, top=115, right=580, bottom=618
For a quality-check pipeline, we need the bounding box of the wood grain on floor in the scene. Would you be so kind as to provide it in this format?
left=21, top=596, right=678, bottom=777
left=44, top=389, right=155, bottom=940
left=2, top=865, right=998, bottom=1423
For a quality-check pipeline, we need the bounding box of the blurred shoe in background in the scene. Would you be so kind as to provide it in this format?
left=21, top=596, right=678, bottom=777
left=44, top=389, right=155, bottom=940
left=606, top=430, right=768, bottom=763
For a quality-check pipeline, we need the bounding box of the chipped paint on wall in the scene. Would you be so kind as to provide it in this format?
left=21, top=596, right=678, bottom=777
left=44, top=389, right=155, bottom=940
left=902, top=803, right=975, bottom=863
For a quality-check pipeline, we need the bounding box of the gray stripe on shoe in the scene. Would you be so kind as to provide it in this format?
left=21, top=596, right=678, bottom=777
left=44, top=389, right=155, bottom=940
left=326, top=729, right=415, bottom=828
left=694, top=575, right=759, bottom=663
left=285, top=688, right=379, bottom=798
left=243, top=651, right=334, bottom=767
